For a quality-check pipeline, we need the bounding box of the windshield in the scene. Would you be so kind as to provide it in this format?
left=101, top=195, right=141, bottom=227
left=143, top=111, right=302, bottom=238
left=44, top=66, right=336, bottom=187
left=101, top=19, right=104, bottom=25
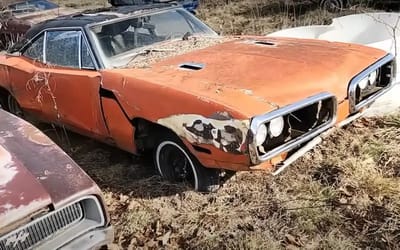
left=89, top=8, right=217, bottom=68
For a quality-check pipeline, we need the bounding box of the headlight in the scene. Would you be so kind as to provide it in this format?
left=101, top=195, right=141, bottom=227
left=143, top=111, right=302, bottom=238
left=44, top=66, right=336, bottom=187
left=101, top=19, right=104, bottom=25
left=269, top=116, right=284, bottom=137
left=255, top=124, right=267, bottom=146
left=368, top=70, right=378, bottom=85
left=358, top=76, right=369, bottom=90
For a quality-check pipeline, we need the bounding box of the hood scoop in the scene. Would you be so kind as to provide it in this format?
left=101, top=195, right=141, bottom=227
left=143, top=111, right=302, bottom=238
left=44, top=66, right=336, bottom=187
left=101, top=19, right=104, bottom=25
left=179, top=62, right=204, bottom=71
left=253, top=40, right=277, bottom=47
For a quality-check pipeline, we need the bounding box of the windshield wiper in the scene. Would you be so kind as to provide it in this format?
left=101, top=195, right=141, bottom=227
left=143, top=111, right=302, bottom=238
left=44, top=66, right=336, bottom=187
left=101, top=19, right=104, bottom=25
left=182, top=31, right=192, bottom=41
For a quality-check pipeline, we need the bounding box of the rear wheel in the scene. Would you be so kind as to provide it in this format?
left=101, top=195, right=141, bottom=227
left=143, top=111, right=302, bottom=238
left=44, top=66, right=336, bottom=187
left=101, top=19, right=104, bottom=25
left=154, top=136, right=220, bottom=192
left=6, top=94, right=24, bottom=118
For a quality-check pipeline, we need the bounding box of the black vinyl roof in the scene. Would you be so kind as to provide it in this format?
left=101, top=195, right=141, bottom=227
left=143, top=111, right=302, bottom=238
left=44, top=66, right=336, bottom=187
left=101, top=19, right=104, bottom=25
left=25, top=3, right=177, bottom=39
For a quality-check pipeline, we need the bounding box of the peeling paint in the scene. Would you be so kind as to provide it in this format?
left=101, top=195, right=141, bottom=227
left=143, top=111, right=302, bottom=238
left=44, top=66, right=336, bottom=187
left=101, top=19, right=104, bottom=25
left=0, top=199, right=48, bottom=229
left=157, top=114, right=249, bottom=154
left=18, top=124, right=54, bottom=146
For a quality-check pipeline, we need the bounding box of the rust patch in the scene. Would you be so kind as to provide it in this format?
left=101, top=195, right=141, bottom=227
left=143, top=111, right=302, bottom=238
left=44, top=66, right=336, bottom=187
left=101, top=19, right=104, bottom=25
left=157, top=114, right=249, bottom=154
left=18, top=123, right=54, bottom=146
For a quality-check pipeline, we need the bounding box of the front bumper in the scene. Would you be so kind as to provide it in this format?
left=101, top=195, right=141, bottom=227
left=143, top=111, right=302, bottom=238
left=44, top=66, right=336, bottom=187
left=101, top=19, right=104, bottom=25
left=38, top=226, right=114, bottom=250
left=61, top=226, right=114, bottom=250
left=271, top=111, right=363, bottom=175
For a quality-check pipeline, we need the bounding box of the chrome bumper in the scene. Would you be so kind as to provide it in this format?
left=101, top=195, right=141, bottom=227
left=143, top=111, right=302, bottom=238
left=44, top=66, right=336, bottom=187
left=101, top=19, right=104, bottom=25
left=37, top=226, right=114, bottom=250
left=61, top=226, right=114, bottom=250
left=272, top=112, right=362, bottom=175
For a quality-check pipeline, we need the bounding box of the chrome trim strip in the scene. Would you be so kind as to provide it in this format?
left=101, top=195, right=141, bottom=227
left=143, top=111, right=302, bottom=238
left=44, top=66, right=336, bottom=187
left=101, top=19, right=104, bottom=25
left=348, top=53, right=395, bottom=114
left=249, top=92, right=337, bottom=165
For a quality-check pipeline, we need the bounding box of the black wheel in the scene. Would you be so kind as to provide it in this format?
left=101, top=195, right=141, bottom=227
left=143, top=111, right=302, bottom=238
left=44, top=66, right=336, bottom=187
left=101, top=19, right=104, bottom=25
left=6, top=94, right=24, bottom=118
left=320, top=0, right=345, bottom=11
left=154, top=136, right=220, bottom=192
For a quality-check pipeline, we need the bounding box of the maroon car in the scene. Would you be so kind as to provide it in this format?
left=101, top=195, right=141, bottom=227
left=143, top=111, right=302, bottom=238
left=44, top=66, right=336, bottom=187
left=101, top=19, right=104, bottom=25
left=0, top=0, right=79, bottom=50
left=0, top=109, right=113, bottom=249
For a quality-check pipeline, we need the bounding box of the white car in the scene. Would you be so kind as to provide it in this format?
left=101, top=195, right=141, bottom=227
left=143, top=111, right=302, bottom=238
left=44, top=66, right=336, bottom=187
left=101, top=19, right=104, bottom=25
left=268, top=12, right=400, bottom=116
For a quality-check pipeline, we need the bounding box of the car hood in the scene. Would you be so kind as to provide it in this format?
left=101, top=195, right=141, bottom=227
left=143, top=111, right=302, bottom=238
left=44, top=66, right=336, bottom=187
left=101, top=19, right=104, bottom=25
left=113, top=36, right=387, bottom=117
left=0, top=110, right=99, bottom=234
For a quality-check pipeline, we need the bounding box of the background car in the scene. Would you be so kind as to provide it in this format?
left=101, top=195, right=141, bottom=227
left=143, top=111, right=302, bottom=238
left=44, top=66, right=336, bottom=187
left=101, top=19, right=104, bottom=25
left=268, top=12, right=400, bottom=116
left=0, top=108, right=113, bottom=249
left=318, top=0, right=400, bottom=11
left=0, top=0, right=79, bottom=50
left=108, top=0, right=199, bottom=13
left=0, top=4, right=395, bottom=192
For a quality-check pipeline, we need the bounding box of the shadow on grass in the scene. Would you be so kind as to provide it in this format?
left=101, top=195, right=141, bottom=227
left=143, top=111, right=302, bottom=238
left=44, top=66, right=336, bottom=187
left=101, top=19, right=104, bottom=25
left=36, top=123, right=198, bottom=198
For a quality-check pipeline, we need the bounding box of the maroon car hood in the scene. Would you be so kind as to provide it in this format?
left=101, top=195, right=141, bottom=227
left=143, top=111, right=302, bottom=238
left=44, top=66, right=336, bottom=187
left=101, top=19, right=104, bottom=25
left=0, top=144, right=52, bottom=231
left=0, top=110, right=98, bottom=233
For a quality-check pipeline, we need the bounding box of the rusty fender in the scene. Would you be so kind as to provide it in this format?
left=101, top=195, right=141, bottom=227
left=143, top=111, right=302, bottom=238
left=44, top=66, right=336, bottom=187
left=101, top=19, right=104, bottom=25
left=157, top=113, right=250, bottom=155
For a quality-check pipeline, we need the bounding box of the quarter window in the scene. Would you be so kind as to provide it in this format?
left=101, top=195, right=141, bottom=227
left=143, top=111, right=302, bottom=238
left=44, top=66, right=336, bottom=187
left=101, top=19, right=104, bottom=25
left=81, top=36, right=95, bottom=69
left=23, top=35, right=44, bottom=61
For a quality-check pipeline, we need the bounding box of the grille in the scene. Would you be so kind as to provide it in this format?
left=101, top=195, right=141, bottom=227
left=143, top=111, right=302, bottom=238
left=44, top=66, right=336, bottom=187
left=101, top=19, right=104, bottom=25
left=0, top=203, right=83, bottom=250
left=258, top=96, right=335, bottom=155
left=249, top=92, right=336, bottom=164
left=348, top=54, right=395, bottom=113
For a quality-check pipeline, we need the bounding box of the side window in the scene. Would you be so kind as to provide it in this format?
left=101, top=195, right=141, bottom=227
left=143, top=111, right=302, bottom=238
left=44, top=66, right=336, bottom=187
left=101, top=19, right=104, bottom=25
left=23, top=35, right=44, bottom=61
left=81, top=37, right=95, bottom=69
left=22, top=30, right=95, bottom=69
left=46, top=30, right=80, bottom=68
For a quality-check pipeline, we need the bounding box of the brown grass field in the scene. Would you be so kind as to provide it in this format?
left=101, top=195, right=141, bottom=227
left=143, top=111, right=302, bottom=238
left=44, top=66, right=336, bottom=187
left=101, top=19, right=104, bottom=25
left=12, top=0, right=400, bottom=248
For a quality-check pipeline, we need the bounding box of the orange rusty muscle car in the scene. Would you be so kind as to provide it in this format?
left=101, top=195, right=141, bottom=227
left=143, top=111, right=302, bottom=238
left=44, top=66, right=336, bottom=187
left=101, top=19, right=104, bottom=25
left=0, top=4, right=395, bottom=192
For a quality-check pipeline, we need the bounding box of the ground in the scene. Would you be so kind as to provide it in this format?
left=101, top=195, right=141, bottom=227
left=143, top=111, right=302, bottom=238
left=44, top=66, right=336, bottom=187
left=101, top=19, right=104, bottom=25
left=7, top=0, right=400, bottom=248
left=41, top=114, right=400, bottom=249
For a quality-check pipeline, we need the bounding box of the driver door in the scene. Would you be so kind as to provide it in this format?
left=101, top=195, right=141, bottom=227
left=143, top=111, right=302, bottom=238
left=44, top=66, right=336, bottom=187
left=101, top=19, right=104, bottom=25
left=9, top=29, right=108, bottom=138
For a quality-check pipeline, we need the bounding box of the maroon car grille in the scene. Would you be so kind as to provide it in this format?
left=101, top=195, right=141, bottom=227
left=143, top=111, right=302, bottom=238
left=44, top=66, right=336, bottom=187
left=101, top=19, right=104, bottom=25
left=0, top=203, right=83, bottom=250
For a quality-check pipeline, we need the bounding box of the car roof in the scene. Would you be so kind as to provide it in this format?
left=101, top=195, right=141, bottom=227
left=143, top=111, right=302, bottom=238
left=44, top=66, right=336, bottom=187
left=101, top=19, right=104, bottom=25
left=24, top=3, right=178, bottom=39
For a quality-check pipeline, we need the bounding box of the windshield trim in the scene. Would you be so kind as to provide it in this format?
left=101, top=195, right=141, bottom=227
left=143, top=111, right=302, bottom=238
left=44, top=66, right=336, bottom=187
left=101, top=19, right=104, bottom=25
left=85, top=6, right=183, bottom=31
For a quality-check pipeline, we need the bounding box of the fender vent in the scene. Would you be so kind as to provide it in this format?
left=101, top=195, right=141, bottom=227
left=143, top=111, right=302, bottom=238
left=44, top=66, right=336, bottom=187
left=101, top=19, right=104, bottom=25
left=179, top=62, right=204, bottom=71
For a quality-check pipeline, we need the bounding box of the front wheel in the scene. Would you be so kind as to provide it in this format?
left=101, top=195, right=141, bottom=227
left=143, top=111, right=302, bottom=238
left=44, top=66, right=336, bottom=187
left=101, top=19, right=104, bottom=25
left=154, top=137, right=220, bottom=192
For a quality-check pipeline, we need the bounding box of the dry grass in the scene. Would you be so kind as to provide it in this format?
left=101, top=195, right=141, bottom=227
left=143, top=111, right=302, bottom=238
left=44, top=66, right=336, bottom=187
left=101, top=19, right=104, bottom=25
left=41, top=114, right=400, bottom=249
left=197, top=0, right=378, bottom=35
left=10, top=0, right=400, bottom=248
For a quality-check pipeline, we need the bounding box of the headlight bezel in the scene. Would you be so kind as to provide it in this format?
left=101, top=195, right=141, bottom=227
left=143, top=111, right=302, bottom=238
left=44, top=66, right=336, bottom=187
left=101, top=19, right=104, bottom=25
left=249, top=92, right=337, bottom=165
left=348, top=53, right=395, bottom=114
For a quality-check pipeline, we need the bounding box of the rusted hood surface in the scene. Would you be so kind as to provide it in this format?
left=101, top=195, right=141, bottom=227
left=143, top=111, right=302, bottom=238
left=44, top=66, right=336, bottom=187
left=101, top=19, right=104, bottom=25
left=0, top=143, right=51, bottom=231
left=112, top=37, right=387, bottom=117
left=0, top=110, right=98, bottom=232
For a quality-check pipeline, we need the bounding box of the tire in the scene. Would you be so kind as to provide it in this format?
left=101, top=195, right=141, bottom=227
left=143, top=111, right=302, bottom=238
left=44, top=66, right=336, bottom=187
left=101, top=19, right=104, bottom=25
left=154, top=136, right=220, bottom=192
left=320, top=0, right=345, bottom=11
left=4, top=94, right=24, bottom=118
